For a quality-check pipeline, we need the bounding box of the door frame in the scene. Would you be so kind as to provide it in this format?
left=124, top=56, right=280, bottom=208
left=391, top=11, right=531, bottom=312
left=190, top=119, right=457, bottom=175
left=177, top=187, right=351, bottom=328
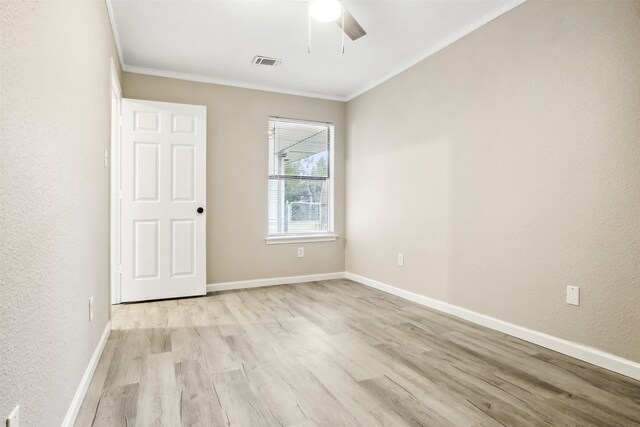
left=110, top=58, right=122, bottom=305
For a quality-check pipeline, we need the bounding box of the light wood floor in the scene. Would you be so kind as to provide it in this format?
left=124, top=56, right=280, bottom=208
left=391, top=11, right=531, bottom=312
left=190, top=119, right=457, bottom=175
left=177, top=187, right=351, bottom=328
left=75, top=279, right=640, bottom=426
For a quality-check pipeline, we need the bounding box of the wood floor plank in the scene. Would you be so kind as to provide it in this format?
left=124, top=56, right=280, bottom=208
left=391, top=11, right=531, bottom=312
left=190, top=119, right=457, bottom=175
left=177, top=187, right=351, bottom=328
left=360, top=375, right=468, bottom=427
left=211, top=369, right=283, bottom=427
left=242, top=361, right=310, bottom=426
left=303, top=355, right=410, bottom=427
left=73, top=334, right=118, bottom=427
left=136, top=352, right=181, bottom=427
left=446, top=331, right=640, bottom=421
left=101, top=330, right=146, bottom=391
left=170, top=326, right=204, bottom=363
left=75, top=280, right=640, bottom=427
left=269, top=357, right=365, bottom=427
left=322, top=332, right=391, bottom=381
left=175, top=359, right=227, bottom=427
left=375, top=343, right=543, bottom=426
left=90, top=383, right=138, bottom=427
left=199, top=326, right=243, bottom=374
left=532, top=351, right=640, bottom=403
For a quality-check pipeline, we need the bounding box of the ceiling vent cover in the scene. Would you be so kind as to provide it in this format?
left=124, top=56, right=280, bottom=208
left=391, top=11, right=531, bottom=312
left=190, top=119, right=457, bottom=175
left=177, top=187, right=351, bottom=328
left=252, top=56, right=282, bottom=67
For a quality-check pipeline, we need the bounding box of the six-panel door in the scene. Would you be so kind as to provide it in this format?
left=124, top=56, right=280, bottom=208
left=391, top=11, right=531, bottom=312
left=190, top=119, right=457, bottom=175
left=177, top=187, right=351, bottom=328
left=121, top=99, right=206, bottom=302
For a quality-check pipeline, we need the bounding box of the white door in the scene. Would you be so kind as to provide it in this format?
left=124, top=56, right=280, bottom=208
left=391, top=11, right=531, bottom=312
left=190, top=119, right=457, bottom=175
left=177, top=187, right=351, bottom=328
left=120, top=99, right=206, bottom=302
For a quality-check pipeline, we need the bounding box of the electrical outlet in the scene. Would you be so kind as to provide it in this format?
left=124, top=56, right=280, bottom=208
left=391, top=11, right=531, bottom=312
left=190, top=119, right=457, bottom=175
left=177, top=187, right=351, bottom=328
left=397, top=253, right=404, bottom=266
left=89, top=296, right=94, bottom=321
left=297, top=247, right=304, bottom=258
left=6, top=405, right=19, bottom=427
left=566, top=286, right=580, bottom=306
left=104, top=149, right=109, bottom=168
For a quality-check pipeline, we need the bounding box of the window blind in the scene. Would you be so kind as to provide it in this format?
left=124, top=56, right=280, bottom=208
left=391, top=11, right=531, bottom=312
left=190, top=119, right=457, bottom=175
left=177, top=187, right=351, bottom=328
left=268, top=117, right=334, bottom=236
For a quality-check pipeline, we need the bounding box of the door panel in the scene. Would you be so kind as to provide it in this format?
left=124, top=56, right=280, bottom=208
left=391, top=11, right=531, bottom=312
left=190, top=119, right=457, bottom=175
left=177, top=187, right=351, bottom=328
left=171, top=114, right=196, bottom=134
left=134, top=142, right=160, bottom=201
left=171, top=145, right=196, bottom=201
left=121, top=99, right=206, bottom=302
left=134, top=110, right=160, bottom=132
left=134, top=220, right=159, bottom=279
left=171, top=219, right=195, bottom=277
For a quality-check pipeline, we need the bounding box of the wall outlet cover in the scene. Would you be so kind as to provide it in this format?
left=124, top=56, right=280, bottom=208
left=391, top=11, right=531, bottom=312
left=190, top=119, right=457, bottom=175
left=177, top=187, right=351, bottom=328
left=397, top=253, right=404, bottom=266
left=566, top=285, right=580, bottom=306
left=297, top=247, right=304, bottom=258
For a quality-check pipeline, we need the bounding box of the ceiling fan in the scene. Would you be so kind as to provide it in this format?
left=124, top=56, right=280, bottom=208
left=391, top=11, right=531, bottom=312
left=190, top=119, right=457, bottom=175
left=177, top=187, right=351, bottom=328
left=308, top=0, right=366, bottom=53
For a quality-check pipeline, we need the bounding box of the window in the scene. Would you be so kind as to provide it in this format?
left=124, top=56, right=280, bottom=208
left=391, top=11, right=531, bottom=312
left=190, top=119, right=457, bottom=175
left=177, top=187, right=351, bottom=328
left=267, top=117, right=336, bottom=243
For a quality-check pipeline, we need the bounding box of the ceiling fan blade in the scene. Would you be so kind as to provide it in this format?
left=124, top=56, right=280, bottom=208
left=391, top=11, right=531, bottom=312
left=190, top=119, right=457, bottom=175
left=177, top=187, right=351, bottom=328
left=337, top=5, right=366, bottom=41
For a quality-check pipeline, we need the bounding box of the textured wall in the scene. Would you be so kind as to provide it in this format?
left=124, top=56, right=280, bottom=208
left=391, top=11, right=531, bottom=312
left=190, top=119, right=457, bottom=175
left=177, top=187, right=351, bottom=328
left=0, top=1, right=120, bottom=425
left=123, top=73, right=346, bottom=283
left=346, top=0, right=640, bottom=362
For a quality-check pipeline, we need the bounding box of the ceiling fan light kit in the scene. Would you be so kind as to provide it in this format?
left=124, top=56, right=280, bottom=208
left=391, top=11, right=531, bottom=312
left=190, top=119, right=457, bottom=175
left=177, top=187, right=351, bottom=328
left=308, top=0, right=365, bottom=54
left=310, top=0, right=342, bottom=22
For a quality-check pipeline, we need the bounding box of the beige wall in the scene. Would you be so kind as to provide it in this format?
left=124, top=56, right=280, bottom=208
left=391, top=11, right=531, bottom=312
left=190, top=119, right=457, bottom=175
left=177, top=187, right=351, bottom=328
left=346, top=0, right=640, bottom=362
left=122, top=73, right=346, bottom=283
left=1, top=4, right=637, bottom=425
left=0, top=1, right=120, bottom=425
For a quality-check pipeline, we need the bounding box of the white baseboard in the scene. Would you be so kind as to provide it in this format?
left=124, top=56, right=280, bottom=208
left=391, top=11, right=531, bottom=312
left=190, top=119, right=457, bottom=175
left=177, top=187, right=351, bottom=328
left=61, top=321, right=112, bottom=427
left=345, top=272, right=640, bottom=381
left=207, top=272, right=346, bottom=292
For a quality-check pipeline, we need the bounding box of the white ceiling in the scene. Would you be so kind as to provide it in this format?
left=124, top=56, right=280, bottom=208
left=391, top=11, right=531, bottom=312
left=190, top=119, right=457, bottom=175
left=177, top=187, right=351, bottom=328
left=108, top=0, right=523, bottom=101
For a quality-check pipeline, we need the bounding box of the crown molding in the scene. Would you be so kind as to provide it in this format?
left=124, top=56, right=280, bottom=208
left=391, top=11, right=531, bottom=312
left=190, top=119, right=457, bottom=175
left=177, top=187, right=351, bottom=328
left=105, top=0, right=124, bottom=70
left=344, top=0, right=527, bottom=101
left=106, top=0, right=526, bottom=103
left=121, top=65, right=348, bottom=102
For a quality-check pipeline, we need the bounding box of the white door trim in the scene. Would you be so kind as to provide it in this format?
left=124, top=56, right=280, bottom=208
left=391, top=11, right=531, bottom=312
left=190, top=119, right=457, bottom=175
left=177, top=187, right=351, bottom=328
left=110, top=58, right=122, bottom=305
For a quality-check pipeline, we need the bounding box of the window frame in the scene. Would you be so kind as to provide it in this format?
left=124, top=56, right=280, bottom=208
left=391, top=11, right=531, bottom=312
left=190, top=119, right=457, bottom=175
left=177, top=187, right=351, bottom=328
left=265, top=116, right=338, bottom=245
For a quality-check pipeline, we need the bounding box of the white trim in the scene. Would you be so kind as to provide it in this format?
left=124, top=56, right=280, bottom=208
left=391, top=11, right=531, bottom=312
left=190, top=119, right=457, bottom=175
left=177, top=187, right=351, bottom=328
left=345, top=272, right=640, bottom=381
left=266, top=117, right=336, bottom=240
left=105, top=0, right=124, bottom=69
left=121, top=65, right=347, bottom=102
left=105, top=1, right=525, bottom=103
left=110, top=58, right=122, bottom=97
left=328, top=121, right=335, bottom=235
left=207, top=272, right=345, bottom=292
left=270, top=116, right=334, bottom=126
left=110, top=60, right=122, bottom=305
left=265, top=234, right=339, bottom=245
left=344, top=0, right=527, bottom=101
left=61, top=321, right=112, bottom=427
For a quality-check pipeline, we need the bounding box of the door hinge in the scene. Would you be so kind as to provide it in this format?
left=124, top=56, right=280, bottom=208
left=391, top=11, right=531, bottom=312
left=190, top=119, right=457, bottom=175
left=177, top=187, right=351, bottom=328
left=118, top=265, right=122, bottom=274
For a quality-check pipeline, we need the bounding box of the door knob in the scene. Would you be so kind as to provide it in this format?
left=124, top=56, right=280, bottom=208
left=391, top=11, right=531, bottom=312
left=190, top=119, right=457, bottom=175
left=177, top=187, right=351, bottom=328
left=197, top=207, right=204, bottom=214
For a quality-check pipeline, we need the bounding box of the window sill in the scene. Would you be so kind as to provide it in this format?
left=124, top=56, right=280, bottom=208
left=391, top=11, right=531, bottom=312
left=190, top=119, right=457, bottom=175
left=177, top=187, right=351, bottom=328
left=265, top=234, right=339, bottom=245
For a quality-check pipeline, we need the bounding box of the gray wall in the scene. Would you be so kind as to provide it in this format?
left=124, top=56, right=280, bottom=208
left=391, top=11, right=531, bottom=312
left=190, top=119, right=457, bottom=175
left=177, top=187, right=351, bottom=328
left=122, top=73, right=346, bottom=284
left=0, top=1, right=120, bottom=425
left=345, top=0, right=640, bottom=362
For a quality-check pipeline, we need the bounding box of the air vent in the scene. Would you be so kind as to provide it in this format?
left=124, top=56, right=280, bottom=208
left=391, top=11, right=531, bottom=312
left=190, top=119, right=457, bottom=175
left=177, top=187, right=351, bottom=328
left=252, top=56, right=282, bottom=67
